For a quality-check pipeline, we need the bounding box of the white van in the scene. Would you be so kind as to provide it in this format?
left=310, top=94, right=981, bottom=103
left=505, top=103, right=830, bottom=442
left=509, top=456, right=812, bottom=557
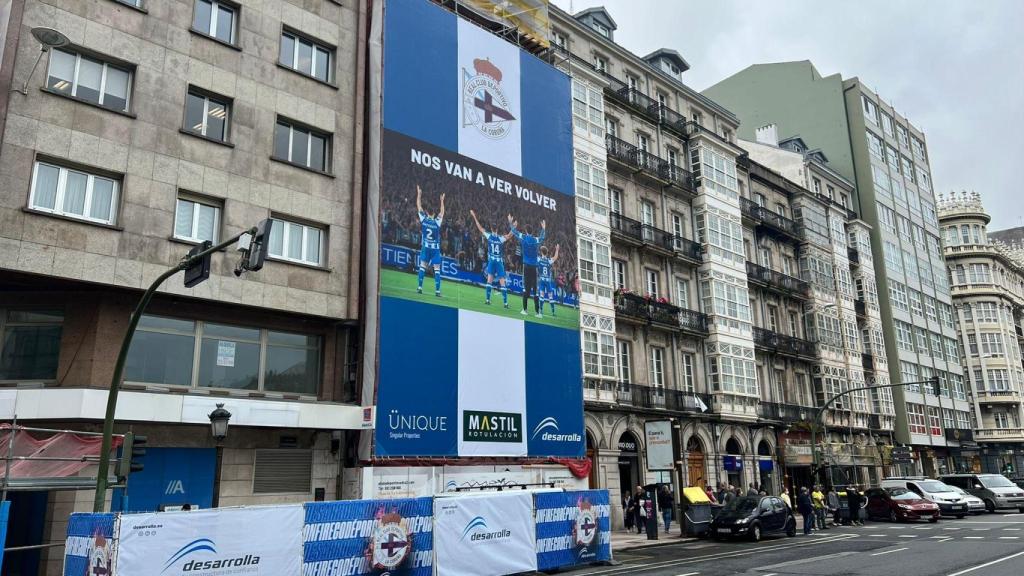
left=880, top=477, right=968, bottom=518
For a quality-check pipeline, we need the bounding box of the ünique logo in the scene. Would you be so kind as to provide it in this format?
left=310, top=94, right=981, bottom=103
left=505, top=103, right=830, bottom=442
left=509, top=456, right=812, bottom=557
left=388, top=410, right=447, bottom=440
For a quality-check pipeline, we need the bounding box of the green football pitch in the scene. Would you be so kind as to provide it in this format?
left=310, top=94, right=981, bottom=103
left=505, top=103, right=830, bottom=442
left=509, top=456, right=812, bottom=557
left=380, top=268, right=580, bottom=330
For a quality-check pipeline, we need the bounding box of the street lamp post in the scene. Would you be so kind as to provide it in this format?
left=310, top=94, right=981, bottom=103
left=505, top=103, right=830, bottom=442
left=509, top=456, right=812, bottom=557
left=92, top=226, right=262, bottom=512
left=810, top=376, right=939, bottom=486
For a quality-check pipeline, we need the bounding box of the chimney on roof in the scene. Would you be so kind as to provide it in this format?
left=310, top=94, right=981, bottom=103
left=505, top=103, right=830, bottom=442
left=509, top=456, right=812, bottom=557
left=755, top=124, right=778, bottom=146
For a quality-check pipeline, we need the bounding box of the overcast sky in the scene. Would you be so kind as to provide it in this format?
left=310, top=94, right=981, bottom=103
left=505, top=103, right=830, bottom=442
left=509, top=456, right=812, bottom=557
left=552, top=0, right=1024, bottom=230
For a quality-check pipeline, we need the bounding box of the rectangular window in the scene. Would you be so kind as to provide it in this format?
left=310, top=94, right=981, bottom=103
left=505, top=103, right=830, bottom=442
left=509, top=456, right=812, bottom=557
left=617, top=340, right=631, bottom=382
left=699, top=210, right=744, bottom=266
left=897, top=124, right=910, bottom=148
left=701, top=276, right=751, bottom=330
left=671, top=213, right=684, bottom=239
left=681, top=353, right=695, bottom=392
left=649, top=347, right=664, bottom=387
left=280, top=30, right=334, bottom=83
left=789, top=312, right=799, bottom=337
left=880, top=112, right=895, bottom=137
left=911, top=136, right=927, bottom=161
left=867, top=131, right=883, bottom=160
left=184, top=88, right=230, bottom=142
left=46, top=48, right=132, bottom=112
left=812, top=177, right=821, bottom=194
left=907, top=403, right=926, bottom=435
left=610, top=188, right=622, bottom=214
left=29, top=160, right=119, bottom=225
left=987, top=369, right=1010, bottom=391
left=675, top=278, right=689, bottom=308
left=974, top=302, right=999, bottom=323
left=273, top=118, right=331, bottom=173
left=193, top=0, right=237, bottom=44
left=268, top=217, right=325, bottom=266
left=862, top=95, right=878, bottom=124
left=571, top=78, right=606, bottom=142
left=888, top=280, right=908, bottom=312
left=0, top=310, right=64, bottom=380
left=125, top=315, right=321, bottom=394
left=980, top=333, right=1005, bottom=356
left=174, top=195, right=221, bottom=243
left=578, top=236, right=611, bottom=300
left=691, top=145, right=738, bottom=202
left=645, top=269, right=659, bottom=297
left=895, top=321, right=914, bottom=352
left=612, top=259, right=626, bottom=290
left=995, top=412, right=1010, bottom=429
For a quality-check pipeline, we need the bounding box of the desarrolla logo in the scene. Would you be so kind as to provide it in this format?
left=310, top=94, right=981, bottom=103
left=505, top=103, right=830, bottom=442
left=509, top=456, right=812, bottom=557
left=463, top=410, right=522, bottom=442
left=460, top=516, right=511, bottom=543
left=161, top=538, right=261, bottom=573
left=530, top=417, right=582, bottom=443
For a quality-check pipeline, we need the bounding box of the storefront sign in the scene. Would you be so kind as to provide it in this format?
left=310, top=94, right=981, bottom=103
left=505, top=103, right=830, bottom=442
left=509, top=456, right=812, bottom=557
left=723, top=456, right=743, bottom=471
left=945, top=428, right=974, bottom=442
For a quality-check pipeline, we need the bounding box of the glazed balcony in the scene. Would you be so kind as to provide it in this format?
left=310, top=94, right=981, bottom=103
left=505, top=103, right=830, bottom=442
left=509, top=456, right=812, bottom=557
left=739, top=196, right=800, bottom=240
left=848, top=246, right=861, bottom=265
left=752, top=326, right=817, bottom=359
left=862, top=352, right=875, bottom=372
left=745, top=261, right=810, bottom=300
left=855, top=297, right=867, bottom=319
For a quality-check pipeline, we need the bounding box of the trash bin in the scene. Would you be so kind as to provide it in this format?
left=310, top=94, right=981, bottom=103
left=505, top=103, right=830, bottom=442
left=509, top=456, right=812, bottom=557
left=681, top=486, right=713, bottom=538
left=836, top=489, right=851, bottom=524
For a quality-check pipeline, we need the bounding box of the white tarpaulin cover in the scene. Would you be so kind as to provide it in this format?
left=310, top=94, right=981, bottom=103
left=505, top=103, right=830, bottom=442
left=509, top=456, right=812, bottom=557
left=116, top=505, right=303, bottom=575
left=433, top=491, right=537, bottom=576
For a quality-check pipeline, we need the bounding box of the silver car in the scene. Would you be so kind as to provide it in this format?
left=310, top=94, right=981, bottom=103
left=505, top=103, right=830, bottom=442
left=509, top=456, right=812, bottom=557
left=949, top=485, right=986, bottom=514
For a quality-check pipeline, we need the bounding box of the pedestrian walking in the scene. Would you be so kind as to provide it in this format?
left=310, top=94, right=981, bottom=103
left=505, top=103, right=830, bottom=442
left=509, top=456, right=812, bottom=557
left=658, top=485, right=674, bottom=534
left=847, top=485, right=863, bottom=526
left=797, top=487, right=815, bottom=535
left=812, top=484, right=828, bottom=530
left=746, top=483, right=759, bottom=497
left=826, top=486, right=841, bottom=526
left=622, top=491, right=634, bottom=531
left=780, top=488, right=792, bottom=509
left=632, top=485, right=646, bottom=534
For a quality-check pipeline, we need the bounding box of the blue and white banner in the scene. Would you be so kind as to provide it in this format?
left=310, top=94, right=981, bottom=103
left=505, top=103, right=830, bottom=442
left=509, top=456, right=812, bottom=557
left=303, top=498, right=433, bottom=576
left=374, top=0, right=582, bottom=460
left=434, top=492, right=537, bottom=576
left=63, top=513, right=116, bottom=576
left=117, top=505, right=303, bottom=575
left=535, top=490, right=612, bottom=570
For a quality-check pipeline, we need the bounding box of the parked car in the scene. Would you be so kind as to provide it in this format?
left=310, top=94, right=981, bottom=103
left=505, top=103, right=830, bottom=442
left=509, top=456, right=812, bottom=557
left=864, top=487, right=940, bottom=523
left=939, top=473, right=1024, bottom=513
left=947, top=485, right=986, bottom=514
left=880, top=477, right=968, bottom=518
left=709, top=495, right=796, bottom=542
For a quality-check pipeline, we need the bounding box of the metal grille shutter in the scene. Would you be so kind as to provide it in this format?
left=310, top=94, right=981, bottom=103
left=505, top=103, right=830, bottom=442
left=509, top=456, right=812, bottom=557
left=252, top=449, right=312, bottom=494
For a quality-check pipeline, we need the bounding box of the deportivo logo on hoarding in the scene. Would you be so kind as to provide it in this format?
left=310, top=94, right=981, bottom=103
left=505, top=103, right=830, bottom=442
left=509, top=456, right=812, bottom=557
left=365, top=511, right=412, bottom=571
left=462, top=58, right=516, bottom=139
left=573, top=498, right=598, bottom=548
left=531, top=417, right=583, bottom=443
left=460, top=516, right=511, bottom=543
left=463, top=410, right=522, bottom=442
left=87, top=530, right=111, bottom=576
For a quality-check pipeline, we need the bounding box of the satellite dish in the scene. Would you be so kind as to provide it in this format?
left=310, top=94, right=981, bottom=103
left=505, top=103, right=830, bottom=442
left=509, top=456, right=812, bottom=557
left=31, top=27, right=70, bottom=50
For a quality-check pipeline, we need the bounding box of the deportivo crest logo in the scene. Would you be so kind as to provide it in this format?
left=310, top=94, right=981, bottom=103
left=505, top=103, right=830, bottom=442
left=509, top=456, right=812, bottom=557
left=87, top=530, right=111, bottom=576
left=366, top=511, right=412, bottom=571
left=462, top=58, right=516, bottom=139
left=573, top=498, right=598, bottom=547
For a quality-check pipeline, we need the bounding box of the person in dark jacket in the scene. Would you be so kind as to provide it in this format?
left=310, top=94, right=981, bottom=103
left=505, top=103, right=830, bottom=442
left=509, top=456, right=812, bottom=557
left=797, top=487, right=815, bottom=535
left=746, top=483, right=759, bottom=497
left=658, top=485, right=674, bottom=534
left=826, top=486, right=841, bottom=526
left=632, top=486, right=646, bottom=534
left=622, top=491, right=634, bottom=531
left=847, top=485, right=863, bottom=526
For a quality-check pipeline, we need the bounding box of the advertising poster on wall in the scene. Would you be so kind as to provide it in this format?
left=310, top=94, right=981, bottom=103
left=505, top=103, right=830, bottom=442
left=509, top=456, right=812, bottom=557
left=644, top=420, right=675, bottom=471
left=433, top=492, right=537, bottom=576
left=117, top=505, right=303, bottom=575
left=62, top=513, right=116, bottom=576
left=303, top=498, right=434, bottom=576
left=372, top=0, right=581, bottom=459
left=535, top=490, right=612, bottom=570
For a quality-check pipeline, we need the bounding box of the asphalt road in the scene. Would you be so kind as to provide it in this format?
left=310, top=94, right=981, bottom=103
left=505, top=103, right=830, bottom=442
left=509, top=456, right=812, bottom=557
left=563, top=513, right=1024, bottom=576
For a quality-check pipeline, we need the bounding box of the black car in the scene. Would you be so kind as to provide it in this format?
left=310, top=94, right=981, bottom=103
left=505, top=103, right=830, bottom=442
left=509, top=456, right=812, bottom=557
left=710, top=495, right=796, bottom=542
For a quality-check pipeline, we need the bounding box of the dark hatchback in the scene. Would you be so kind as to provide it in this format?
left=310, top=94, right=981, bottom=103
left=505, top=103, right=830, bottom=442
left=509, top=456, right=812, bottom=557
left=710, top=495, right=796, bottom=542
left=865, top=487, right=940, bottom=523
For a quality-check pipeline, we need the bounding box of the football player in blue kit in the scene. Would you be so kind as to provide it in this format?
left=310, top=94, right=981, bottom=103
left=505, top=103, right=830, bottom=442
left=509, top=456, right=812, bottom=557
left=469, top=209, right=514, bottom=308
left=509, top=215, right=545, bottom=317
left=537, top=244, right=560, bottom=317
left=416, top=185, right=445, bottom=296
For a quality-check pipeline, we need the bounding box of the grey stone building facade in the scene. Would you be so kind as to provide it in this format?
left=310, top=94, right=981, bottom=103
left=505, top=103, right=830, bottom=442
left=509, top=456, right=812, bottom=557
left=0, top=0, right=365, bottom=571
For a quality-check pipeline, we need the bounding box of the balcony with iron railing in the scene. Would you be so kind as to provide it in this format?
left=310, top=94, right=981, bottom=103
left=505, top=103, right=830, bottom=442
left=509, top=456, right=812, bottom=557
left=604, top=135, right=695, bottom=195
left=614, top=292, right=708, bottom=334
left=615, top=381, right=712, bottom=414
left=975, top=389, right=1023, bottom=403
left=975, top=427, right=1024, bottom=441
left=603, top=82, right=690, bottom=138
left=745, top=261, right=809, bottom=299
left=610, top=212, right=701, bottom=263
left=752, top=326, right=817, bottom=358
left=757, top=401, right=809, bottom=422
left=739, top=196, right=800, bottom=239
left=673, top=235, right=703, bottom=264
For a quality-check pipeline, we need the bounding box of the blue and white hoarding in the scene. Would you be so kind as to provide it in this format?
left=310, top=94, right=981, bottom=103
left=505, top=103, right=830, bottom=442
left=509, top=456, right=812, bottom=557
left=371, top=0, right=582, bottom=459
left=535, top=490, right=612, bottom=570
left=62, top=513, right=116, bottom=576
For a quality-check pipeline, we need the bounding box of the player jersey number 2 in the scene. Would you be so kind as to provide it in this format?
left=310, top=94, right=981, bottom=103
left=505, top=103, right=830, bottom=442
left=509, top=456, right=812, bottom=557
left=423, top=226, right=438, bottom=248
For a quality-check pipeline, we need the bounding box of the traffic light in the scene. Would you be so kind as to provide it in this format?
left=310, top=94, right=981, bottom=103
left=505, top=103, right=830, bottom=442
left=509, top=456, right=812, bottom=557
left=116, top=432, right=147, bottom=480
left=929, top=375, right=941, bottom=396
left=183, top=240, right=213, bottom=288
left=245, top=219, right=273, bottom=272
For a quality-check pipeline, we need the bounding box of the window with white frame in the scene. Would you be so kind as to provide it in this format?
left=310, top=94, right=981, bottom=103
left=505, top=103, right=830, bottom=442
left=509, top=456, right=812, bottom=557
left=867, top=131, right=883, bottom=160
left=645, top=269, right=660, bottom=297
left=886, top=145, right=899, bottom=171
left=900, top=361, right=920, bottom=391
left=593, top=55, right=607, bottom=73
left=708, top=344, right=757, bottom=396
left=572, top=79, right=604, bottom=141
left=952, top=373, right=966, bottom=400
left=184, top=88, right=230, bottom=142
left=697, top=209, right=744, bottom=267
left=930, top=333, right=944, bottom=360
left=911, top=136, right=927, bottom=161
left=897, top=124, right=910, bottom=148
left=987, top=369, right=1010, bottom=391
left=690, top=145, right=738, bottom=202
left=268, top=217, right=325, bottom=266
left=675, top=278, right=689, bottom=308
left=29, top=160, right=119, bottom=225
left=616, top=340, right=631, bottom=382
left=582, top=327, right=615, bottom=379
left=671, top=212, right=685, bottom=239
left=46, top=48, right=132, bottom=112
left=125, top=315, right=321, bottom=394
left=968, top=263, right=992, bottom=284
left=862, top=95, right=878, bottom=124
left=701, top=273, right=751, bottom=331
left=871, top=164, right=890, bottom=196
left=273, top=118, right=331, bottom=173
left=552, top=31, right=567, bottom=48
left=609, top=187, right=622, bottom=214
left=994, top=412, right=1010, bottom=429
left=612, top=259, right=626, bottom=290
left=944, top=337, right=959, bottom=362
left=681, top=353, right=695, bottom=392
left=880, top=112, right=895, bottom=136
left=814, top=312, right=843, bottom=349
left=0, top=309, right=64, bottom=381
left=895, top=321, right=914, bottom=351
left=980, top=332, right=1005, bottom=356
left=914, top=327, right=928, bottom=354
left=908, top=288, right=923, bottom=317
left=578, top=233, right=612, bottom=299
left=193, top=0, right=237, bottom=45
left=280, top=30, right=334, bottom=83
left=649, top=347, right=665, bottom=387
left=888, top=280, right=908, bottom=311
left=906, top=403, right=926, bottom=434
left=174, top=195, right=221, bottom=243
left=924, top=296, right=937, bottom=322
left=974, top=302, right=999, bottom=323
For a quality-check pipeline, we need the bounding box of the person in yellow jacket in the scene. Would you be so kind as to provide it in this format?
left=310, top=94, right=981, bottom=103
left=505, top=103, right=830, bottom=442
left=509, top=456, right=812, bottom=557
left=812, top=485, right=828, bottom=530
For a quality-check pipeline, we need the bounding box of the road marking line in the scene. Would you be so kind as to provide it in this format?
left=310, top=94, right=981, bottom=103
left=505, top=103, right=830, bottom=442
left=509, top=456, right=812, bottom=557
left=963, top=536, right=984, bottom=539
left=998, top=536, right=1019, bottom=539
left=674, top=573, right=699, bottom=576
left=869, top=534, right=886, bottom=537
left=914, top=526, right=934, bottom=530
left=760, top=573, right=777, bottom=576
left=947, top=549, right=1024, bottom=576
left=943, top=527, right=961, bottom=530
left=899, top=535, right=917, bottom=538
left=935, top=537, right=953, bottom=543
left=1004, top=528, right=1021, bottom=531
left=930, top=535, right=947, bottom=539
left=971, top=528, right=989, bottom=531
left=871, top=547, right=908, bottom=556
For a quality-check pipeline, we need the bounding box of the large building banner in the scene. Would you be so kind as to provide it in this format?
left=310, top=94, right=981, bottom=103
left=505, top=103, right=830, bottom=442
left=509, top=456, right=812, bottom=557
left=373, top=0, right=581, bottom=458
left=433, top=492, right=537, bottom=576
left=535, top=490, right=612, bottom=570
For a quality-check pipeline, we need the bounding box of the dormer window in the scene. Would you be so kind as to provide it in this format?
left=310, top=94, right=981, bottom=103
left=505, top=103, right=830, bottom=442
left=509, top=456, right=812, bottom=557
left=593, top=22, right=611, bottom=38
left=553, top=31, right=567, bottom=48
left=593, top=55, right=607, bottom=73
